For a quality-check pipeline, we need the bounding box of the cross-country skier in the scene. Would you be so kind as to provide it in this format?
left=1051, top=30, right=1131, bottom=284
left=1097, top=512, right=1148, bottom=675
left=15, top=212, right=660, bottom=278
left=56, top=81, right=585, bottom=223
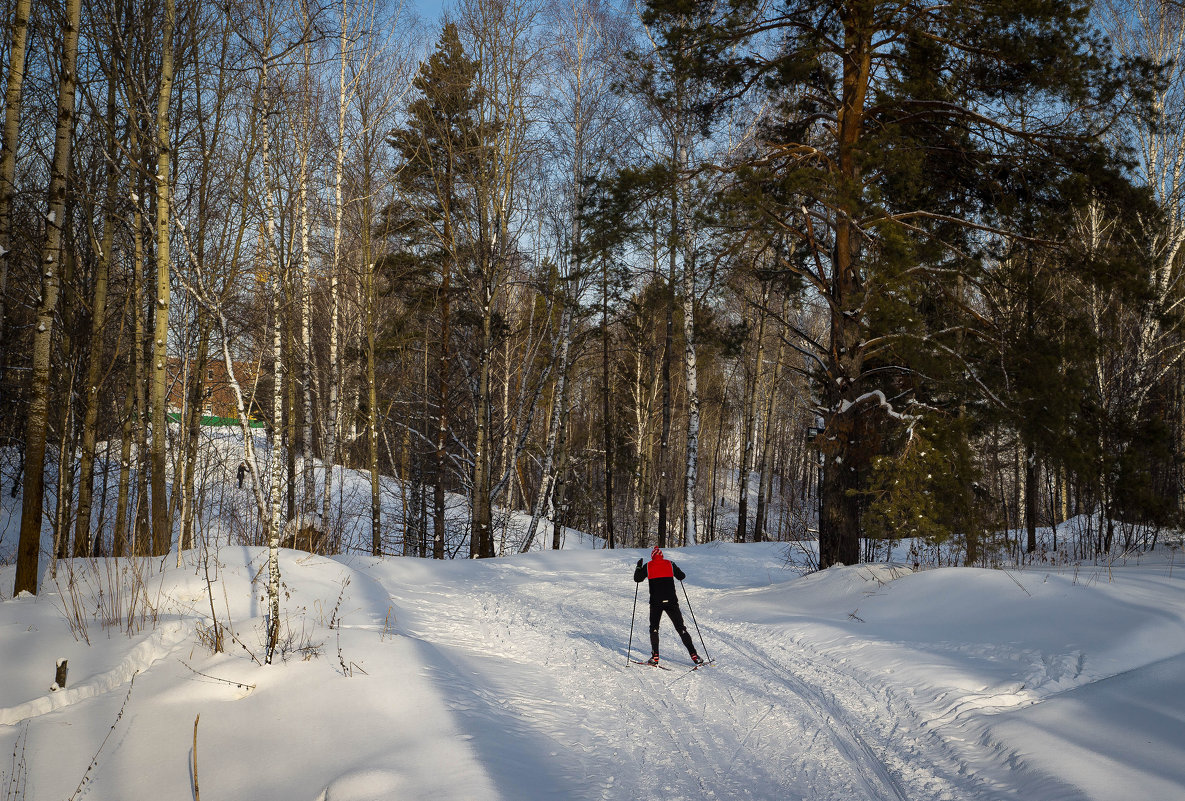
left=634, top=546, right=703, bottom=667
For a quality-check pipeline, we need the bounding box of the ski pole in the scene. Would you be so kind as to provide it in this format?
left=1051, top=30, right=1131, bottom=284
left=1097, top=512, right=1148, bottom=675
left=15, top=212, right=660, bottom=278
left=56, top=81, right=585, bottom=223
left=626, top=581, right=640, bottom=666
left=680, top=580, right=711, bottom=663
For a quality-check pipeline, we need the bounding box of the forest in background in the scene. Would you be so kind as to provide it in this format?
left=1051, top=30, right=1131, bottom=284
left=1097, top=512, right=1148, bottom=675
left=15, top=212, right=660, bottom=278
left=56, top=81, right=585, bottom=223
left=3, top=0, right=1185, bottom=597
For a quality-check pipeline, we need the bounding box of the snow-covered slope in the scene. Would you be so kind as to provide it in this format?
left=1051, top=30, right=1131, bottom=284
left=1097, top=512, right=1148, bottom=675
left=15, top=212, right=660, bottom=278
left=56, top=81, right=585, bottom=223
left=2, top=543, right=1183, bottom=800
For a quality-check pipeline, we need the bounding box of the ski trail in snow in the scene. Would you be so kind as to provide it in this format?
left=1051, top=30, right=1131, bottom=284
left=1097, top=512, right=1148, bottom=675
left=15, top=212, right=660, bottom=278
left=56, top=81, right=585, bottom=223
left=708, top=625, right=909, bottom=801
left=707, top=620, right=1025, bottom=801
left=377, top=560, right=987, bottom=801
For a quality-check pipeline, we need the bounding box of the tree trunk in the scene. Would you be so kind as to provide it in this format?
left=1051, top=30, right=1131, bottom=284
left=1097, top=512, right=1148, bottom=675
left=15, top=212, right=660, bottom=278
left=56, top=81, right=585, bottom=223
left=736, top=283, right=768, bottom=543
left=0, top=0, right=32, bottom=373
left=113, top=348, right=136, bottom=558
left=680, top=228, right=700, bottom=547
left=706, top=391, right=726, bottom=542
left=149, top=0, right=176, bottom=557
left=754, top=335, right=785, bottom=542
left=285, top=297, right=297, bottom=524
left=260, top=59, right=283, bottom=664
left=178, top=320, right=210, bottom=555
left=657, top=260, right=673, bottom=549
left=74, top=78, right=120, bottom=557
left=433, top=177, right=455, bottom=560
left=132, top=168, right=150, bottom=558
left=551, top=370, right=574, bottom=551
left=602, top=263, right=617, bottom=549
left=520, top=305, right=570, bottom=553
left=52, top=363, right=77, bottom=561
left=361, top=138, right=381, bottom=557
left=498, top=326, right=514, bottom=544
left=323, top=0, right=349, bottom=548
left=1025, top=445, right=1038, bottom=555
left=298, top=29, right=317, bottom=527
left=14, top=0, right=83, bottom=595
left=818, top=3, right=873, bottom=569
left=471, top=297, right=494, bottom=558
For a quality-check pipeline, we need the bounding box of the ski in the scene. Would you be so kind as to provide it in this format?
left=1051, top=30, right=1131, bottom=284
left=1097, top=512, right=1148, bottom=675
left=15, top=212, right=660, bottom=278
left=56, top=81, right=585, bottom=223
left=630, top=659, right=672, bottom=671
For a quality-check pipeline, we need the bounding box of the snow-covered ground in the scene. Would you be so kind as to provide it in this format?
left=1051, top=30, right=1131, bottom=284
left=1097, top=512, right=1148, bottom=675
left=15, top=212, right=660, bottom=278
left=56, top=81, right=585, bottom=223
left=2, top=541, right=1184, bottom=800
left=2, top=438, right=1184, bottom=800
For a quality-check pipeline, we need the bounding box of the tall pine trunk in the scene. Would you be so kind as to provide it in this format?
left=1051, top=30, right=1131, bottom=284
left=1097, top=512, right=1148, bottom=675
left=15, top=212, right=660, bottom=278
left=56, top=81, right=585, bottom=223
left=433, top=163, right=456, bottom=560
left=819, top=3, right=873, bottom=568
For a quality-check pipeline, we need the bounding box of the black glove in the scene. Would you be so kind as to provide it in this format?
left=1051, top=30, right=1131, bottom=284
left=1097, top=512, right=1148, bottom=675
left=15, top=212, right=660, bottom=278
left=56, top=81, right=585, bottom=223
left=636, top=558, right=643, bottom=568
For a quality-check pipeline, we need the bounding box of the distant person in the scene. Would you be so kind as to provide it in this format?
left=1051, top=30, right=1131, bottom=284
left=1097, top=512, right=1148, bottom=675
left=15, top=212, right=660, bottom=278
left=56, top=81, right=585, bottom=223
left=634, top=546, right=703, bottom=667
left=237, top=461, right=246, bottom=488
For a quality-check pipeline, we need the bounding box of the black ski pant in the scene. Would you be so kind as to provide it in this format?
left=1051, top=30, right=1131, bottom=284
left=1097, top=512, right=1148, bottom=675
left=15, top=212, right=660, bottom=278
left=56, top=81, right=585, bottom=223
left=649, top=600, right=696, bottom=657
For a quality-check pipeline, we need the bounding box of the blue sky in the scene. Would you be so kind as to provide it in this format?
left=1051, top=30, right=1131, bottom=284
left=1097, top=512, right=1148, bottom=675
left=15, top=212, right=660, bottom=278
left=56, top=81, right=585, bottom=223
left=409, top=0, right=446, bottom=24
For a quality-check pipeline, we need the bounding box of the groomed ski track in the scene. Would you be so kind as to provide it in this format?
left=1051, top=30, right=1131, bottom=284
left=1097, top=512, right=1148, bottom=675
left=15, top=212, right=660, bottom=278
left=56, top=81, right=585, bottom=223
left=369, top=546, right=1000, bottom=801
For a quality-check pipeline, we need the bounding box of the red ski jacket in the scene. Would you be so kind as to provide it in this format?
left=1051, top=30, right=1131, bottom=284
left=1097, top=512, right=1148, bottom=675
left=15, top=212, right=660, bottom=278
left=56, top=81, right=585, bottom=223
left=633, top=550, right=685, bottom=604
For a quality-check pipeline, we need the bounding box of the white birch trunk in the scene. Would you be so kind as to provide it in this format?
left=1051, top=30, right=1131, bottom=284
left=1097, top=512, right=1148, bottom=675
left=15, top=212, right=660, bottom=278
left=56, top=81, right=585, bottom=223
left=13, top=0, right=82, bottom=594
left=298, top=23, right=317, bottom=523
left=260, top=62, right=283, bottom=664
left=150, top=0, right=176, bottom=557
left=520, top=304, right=571, bottom=553
left=676, top=131, right=699, bottom=547
left=216, top=323, right=268, bottom=522
left=682, top=263, right=700, bottom=547
left=323, top=0, right=350, bottom=543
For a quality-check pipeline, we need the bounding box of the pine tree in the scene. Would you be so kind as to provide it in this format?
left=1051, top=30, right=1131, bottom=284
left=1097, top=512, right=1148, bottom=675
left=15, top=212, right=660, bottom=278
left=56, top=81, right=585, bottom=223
left=642, top=0, right=1152, bottom=566
left=389, top=22, right=486, bottom=558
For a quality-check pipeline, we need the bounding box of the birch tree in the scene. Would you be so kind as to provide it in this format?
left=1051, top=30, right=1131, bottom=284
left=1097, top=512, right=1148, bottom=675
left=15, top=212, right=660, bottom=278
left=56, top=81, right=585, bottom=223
left=14, top=0, right=84, bottom=594
left=235, top=0, right=319, bottom=661
left=149, top=0, right=177, bottom=557
left=1100, top=0, right=1185, bottom=485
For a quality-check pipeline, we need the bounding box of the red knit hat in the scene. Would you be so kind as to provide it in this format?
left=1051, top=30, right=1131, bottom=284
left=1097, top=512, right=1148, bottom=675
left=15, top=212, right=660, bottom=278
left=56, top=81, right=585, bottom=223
left=651, top=546, right=663, bottom=560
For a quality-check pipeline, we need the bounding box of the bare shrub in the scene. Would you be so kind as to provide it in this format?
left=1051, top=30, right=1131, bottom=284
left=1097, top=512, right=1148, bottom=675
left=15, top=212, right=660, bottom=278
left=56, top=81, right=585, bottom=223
left=51, top=557, right=163, bottom=642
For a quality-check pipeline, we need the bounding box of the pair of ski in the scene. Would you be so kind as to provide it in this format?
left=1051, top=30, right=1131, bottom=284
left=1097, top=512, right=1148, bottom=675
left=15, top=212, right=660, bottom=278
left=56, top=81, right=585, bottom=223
left=630, top=658, right=713, bottom=672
